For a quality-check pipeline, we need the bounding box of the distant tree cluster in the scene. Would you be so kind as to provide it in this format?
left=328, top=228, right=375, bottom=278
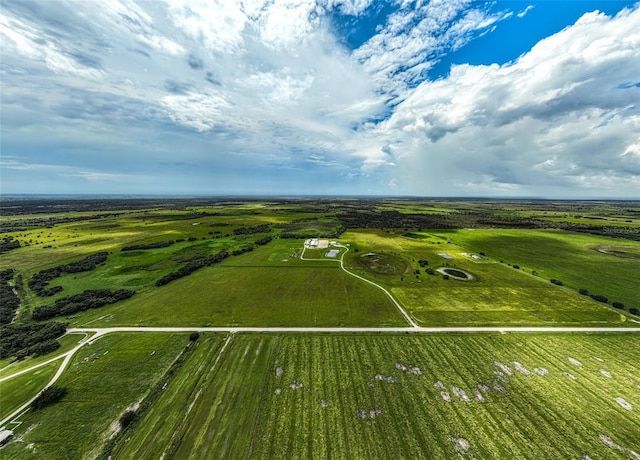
left=156, top=249, right=229, bottom=287
left=550, top=279, right=563, bottom=286
left=0, top=322, right=66, bottom=359
left=0, top=269, right=20, bottom=325
left=28, top=252, right=109, bottom=297
left=337, top=210, right=460, bottom=230
left=0, top=236, right=21, bottom=253
left=31, top=385, right=68, bottom=410
left=233, top=224, right=271, bottom=235
left=418, top=259, right=429, bottom=267
left=232, top=246, right=254, bottom=256
left=121, top=241, right=175, bottom=251
left=630, top=308, right=639, bottom=316
left=254, top=236, right=273, bottom=246
left=32, top=289, right=134, bottom=321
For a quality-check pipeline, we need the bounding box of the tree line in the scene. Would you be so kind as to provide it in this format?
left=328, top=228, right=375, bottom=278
left=0, top=321, right=67, bottom=359
left=32, top=289, right=135, bottom=321
left=121, top=241, right=175, bottom=251
left=156, top=249, right=230, bottom=286
left=232, top=224, right=271, bottom=235
left=28, top=252, right=108, bottom=297
left=0, top=268, right=20, bottom=325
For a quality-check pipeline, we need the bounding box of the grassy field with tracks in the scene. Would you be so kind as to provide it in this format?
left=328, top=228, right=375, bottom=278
left=0, top=333, right=189, bottom=460
left=108, top=333, right=640, bottom=459
left=342, top=230, right=630, bottom=326
left=437, top=229, right=640, bottom=309
left=0, top=361, right=59, bottom=421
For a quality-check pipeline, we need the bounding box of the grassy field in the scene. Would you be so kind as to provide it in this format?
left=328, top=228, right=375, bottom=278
left=107, top=333, right=640, bottom=459
left=112, top=334, right=264, bottom=459
left=342, top=230, right=629, bottom=326
left=439, top=229, right=640, bottom=309
left=0, top=361, right=59, bottom=421
left=72, top=247, right=404, bottom=327
left=1, top=333, right=188, bottom=460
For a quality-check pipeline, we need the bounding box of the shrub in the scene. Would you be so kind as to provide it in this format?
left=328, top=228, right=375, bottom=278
left=612, top=302, right=625, bottom=310
left=443, top=275, right=449, bottom=280
left=512, top=265, right=520, bottom=269
left=590, top=294, right=608, bottom=303
left=31, top=386, right=67, bottom=410
left=119, top=410, right=136, bottom=429
left=189, top=332, right=200, bottom=341
left=550, top=279, right=563, bottom=286
left=629, top=308, right=639, bottom=316
left=578, top=289, right=589, bottom=296
left=426, top=268, right=435, bottom=275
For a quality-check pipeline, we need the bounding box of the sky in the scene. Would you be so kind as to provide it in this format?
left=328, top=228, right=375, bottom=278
left=1, top=0, right=639, bottom=198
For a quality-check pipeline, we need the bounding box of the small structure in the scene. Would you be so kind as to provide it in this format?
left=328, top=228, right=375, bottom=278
left=0, top=428, right=14, bottom=446
left=310, top=238, right=319, bottom=248
left=326, top=249, right=340, bottom=258
left=438, top=253, right=454, bottom=259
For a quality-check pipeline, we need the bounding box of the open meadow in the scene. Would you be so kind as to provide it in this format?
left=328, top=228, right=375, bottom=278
left=342, top=229, right=635, bottom=327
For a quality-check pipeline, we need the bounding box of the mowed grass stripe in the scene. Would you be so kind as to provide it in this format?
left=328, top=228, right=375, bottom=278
left=113, top=335, right=225, bottom=459
left=174, top=335, right=274, bottom=459
left=0, top=361, right=59, bottom=421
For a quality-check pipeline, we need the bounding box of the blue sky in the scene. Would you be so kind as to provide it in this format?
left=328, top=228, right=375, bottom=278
left=1, top=0, right=639, bottom=197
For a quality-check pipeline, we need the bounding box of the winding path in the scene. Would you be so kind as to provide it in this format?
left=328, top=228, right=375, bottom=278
left=301, top=243, right=419, bottom=327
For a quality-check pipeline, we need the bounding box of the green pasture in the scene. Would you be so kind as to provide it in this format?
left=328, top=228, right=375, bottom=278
left=1, top=333, right=188, bottom=460
left=109, top=333, right=640, bottom=459
left=436, top=229, right=640, bottom=309
left=72, top=253, right=404, bottom=327
left=342, top=230, right=631, bottom=326
left=0, top=361, right=59, bottom=421
left=112, top=334, right=267, bottom=459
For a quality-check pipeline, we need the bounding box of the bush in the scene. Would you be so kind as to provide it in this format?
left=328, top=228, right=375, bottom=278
left=612, top=302, right=625, bottom=310
left=119, top=410, right=136, bottom=429
left=578, top=289, right=589, bottom=296
left=590, top=294, right=608, bottom=303
left=31, top=386, right=67, bottom=410
left=443, top=275, right=449, bottom=280
left=512, top=265, right=520, bottom=269
left=426, top=268, right=435, bottom=275
left=0, top=322, right=66, bottom=359
left=629, top=308, right=639, bottom=316
left=189, top=332, right=200, bottom=341
left=550, top=279, right=563, bottom=286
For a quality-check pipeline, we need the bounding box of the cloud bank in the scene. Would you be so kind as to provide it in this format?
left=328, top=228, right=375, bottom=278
left=1, top=0, right=639, bottom=197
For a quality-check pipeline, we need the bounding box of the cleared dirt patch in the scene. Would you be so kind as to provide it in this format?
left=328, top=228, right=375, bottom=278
left=614, top=397, right=633, bottom=410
